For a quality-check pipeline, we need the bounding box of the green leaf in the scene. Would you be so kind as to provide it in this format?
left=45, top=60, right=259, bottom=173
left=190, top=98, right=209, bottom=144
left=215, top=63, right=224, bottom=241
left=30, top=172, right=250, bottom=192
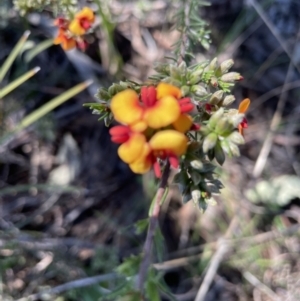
left=190, top=170, right=202, bottom=185
left=0, top=67, right=40, bottom=98
left=116, top=255, right=141, bottom=277
left=97, top=282, right=131, bottom=301
left=24, top=39, right=54, bottom=62
left=154, top=227, right=165, bottom=263
left=146, top=278, right=161, bottom=301
left=0, top=80, right=93, bottom=146
left=135, top=218, right=149, bottom=235
left=0, top=31, right=30, bottom=82
left=17, top=80, right=93, bottom=130
left=214, top=142, right=225, bottom=165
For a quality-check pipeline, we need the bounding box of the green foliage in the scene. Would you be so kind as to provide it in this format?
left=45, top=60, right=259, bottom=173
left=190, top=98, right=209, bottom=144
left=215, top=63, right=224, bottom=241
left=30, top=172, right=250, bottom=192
left=116, top=255, right=142, bottom=277
left=87, top=55, right=245, bottom=209
left=173, top=0, right=211, bottom=60
left=13, top=0, right=78, bottom=17
left=84, top=81, right=141, bottom=126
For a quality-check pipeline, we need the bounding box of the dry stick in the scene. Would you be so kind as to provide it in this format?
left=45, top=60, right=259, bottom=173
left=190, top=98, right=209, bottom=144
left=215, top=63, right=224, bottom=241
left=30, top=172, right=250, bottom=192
left=154, top=223, right=300, bottom=272
left=253, top=29, right=300, bottom=177
left=137, top=162, right=170, bottom=293
left=16, top=273, right=119, bottom=301
left=243, top=271, right=281, bottom=301
left=194, top=216, right=240, bottom=301
left=178, top=0, right=191, bottom=65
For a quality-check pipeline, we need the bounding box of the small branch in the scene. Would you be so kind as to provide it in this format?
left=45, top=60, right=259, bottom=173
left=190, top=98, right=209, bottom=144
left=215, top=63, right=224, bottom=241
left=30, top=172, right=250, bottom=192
left=243, top=271, right=281, bottom=301
left=177, top=0, right=191, bottom=65
left=194, top=216, right=239, bottom=301
left=17, top=273, right=120, bottom=301
left=137, top=162, right=171, bottom=295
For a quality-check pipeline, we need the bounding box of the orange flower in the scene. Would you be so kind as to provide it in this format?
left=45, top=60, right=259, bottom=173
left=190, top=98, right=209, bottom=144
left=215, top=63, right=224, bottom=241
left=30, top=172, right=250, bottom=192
left=110, top=83, right=194, bottom=131
left=109, top=126, right=188, bottom=176
left=238, top=98, right=250, bottom=135
left=69, top=7, right=95, bottom=36
left=53, top=29, right=76, bottom=51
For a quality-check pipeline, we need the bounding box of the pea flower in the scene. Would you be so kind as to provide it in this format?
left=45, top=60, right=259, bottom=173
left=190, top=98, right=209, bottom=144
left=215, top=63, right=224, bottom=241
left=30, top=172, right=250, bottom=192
left=110, top=126, right=188, bottom=177
left=110, top=83, right=194, bottom=132
left=238, top=98, right=250, bottom=135
left=69, top=7, right=95, bottom=36
left=53, top=7, right=95, bottom=51
left=108, top=83, right=197, bottom=176
left=53, top=28, right=76, bottom=51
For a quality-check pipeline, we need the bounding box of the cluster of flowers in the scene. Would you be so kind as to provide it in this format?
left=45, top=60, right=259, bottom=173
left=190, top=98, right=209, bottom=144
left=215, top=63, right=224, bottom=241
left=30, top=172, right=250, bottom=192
left=108, top=82, right=250, bottom=177
left=53, top=7, right=95, bottom=51
left=109, top=83, right=200, bottom=177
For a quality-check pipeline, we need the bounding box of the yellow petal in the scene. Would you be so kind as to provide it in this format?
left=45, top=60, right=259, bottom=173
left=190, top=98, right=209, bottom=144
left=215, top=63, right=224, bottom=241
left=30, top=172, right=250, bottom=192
left=156, top=83, right=182, bottom=99
left=144, top=96, right=180, bottom=129
left=172, top=114, right=193, bottom=133
left=130, top=120, right=148, bottom=132
left=118, top=133, right=147, bottom=164
left=149, top=130, right=188, bottom=156
left=53, top=30, right=76, bottom=50
left=75, top=7, right=95, bottom=22
left=238, top=98, right=250, bottom=113
left=129, top=144, right=152, bottom=174
left=110, top=89, right=144, bottom=125
left=69, top=19, right=85, bottom=35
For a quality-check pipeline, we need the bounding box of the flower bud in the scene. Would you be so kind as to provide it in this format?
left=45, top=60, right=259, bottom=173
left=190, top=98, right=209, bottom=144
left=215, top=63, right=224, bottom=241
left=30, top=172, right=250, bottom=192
left=210, top=76, right=218, bottom=87
left=220, top=72, right=243, bottom=83
left=181, top=85, right=190, bottom=97
left=209, top=90, right=224, bottom=105
left=229, top=143, right=240, bottom=156
left=208, top=108, right=224, bottom=129
left=220, top=59, right=234, bottom=74
left=191, top=189, right=201, bottom=204
left=189, top=69, right=204, bottom=85
left=178, top=61, right=187, bottom=74
left=203, top=132, right=218, bottom=153
left=209, top=57, right=218, bottom=71
left=170, top=64, right=181, bottom=80
left=215, top=117, right=233, bottom=136
left=191, top=85, right=207, bottom=97
left=229, top=113, right=244, bottom=127
left=228, top=132, right=245, bottom=145
left=222, top=95, right=235, bottom=106
left=154, top=63, right=170, bottom=74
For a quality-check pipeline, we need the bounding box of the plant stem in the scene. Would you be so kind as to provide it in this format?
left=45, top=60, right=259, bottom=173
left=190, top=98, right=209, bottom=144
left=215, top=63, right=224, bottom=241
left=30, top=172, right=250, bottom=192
left=178, top=0, right=191, bottom=65
left=137, top=162, right=170, bottom=295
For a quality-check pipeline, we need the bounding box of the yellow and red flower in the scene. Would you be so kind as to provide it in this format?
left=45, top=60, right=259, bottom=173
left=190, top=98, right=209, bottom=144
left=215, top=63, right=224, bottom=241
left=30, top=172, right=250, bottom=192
left=110, top=126, right=188, bottom=177
left=109, top=83, right=197, bottom=176
left=110, top=83, right=194, bottom=132
left=69, top=7, right=95, bottom=36
left=54, top=7, right=95, bottom=51
left=53, top=28, right=76, bottom=51
left=238, top=98, right=250, bottom=136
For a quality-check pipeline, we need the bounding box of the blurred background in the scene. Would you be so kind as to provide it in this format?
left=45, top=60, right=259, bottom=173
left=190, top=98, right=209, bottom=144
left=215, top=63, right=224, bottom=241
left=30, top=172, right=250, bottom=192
left=1, top=0, right=300, bottom=300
